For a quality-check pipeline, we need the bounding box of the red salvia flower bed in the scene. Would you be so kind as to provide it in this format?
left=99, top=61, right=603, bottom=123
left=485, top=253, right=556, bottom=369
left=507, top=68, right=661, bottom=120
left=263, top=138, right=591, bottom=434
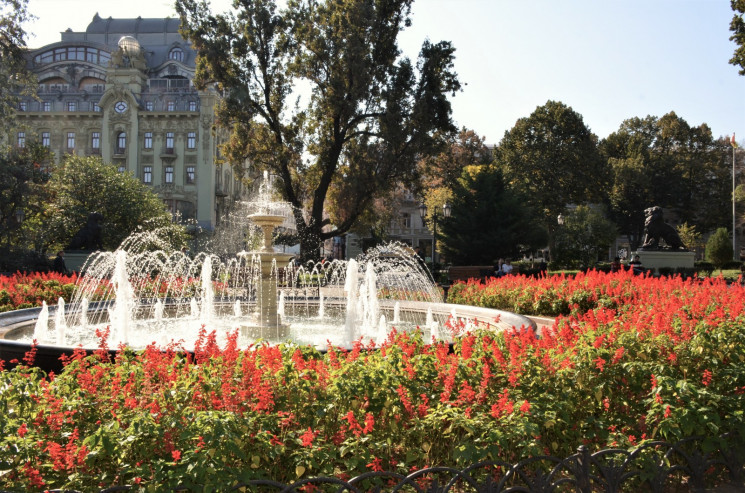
left=0, top=270, right=743, bottom=490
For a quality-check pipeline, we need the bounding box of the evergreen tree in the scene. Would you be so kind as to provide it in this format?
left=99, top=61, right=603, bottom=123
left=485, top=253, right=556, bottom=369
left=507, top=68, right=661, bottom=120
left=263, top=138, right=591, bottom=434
left=439, top=166, right=546, bottom=265
left=706, top=227, right=734, bottom=271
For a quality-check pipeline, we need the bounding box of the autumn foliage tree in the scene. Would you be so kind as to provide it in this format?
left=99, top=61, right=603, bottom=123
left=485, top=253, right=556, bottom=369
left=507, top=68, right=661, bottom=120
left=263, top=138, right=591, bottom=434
left=177, top=0, right=460, bottom=260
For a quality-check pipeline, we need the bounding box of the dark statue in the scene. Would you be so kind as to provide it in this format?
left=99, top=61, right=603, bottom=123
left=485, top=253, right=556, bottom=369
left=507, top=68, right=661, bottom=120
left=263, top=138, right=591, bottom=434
left=67, top=212, right=104, bottom=251
left=639, top=206, right=686, bottom=251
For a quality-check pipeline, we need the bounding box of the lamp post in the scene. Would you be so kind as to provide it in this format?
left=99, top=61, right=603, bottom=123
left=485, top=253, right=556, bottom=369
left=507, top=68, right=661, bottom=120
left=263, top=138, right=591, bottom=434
left=418, top=202, right=452, bottom=265
left=732, top=134, right=738, bottom=260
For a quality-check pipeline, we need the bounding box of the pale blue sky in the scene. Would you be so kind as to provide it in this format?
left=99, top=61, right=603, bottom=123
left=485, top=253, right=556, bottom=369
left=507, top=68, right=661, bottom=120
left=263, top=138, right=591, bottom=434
left=25, top=0, right=745, bottom=144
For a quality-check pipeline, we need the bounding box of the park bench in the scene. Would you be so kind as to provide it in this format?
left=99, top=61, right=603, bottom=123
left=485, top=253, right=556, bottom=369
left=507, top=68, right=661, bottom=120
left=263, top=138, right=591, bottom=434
left=447, top=265, right=495, bottom=284
left=439, top=265, right=495, bottom=299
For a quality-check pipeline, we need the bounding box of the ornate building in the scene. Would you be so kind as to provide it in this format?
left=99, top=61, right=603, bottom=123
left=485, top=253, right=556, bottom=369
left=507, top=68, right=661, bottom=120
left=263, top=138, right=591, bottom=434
left=14, top=14, right=239, bottom=229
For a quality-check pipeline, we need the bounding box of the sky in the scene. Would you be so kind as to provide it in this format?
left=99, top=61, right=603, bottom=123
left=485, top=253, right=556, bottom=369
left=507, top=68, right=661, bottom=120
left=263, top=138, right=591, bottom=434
left=22, top=0, right=745, bottom=145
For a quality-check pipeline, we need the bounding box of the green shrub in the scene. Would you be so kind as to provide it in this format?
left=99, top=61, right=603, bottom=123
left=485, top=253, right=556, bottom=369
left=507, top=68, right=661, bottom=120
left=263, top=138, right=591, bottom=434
left=695, top=261, right=714, bottom=277
left=706, top=228, right=734, bottom=270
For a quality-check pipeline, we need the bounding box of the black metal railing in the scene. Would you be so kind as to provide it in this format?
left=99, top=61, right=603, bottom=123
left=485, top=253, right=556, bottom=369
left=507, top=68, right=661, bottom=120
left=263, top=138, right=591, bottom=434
left=4, top=434, right=743, bottom=492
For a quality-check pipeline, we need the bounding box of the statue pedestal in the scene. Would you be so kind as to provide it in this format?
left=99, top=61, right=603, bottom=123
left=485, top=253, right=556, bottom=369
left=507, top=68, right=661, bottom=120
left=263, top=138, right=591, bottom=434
left=63, top=251, right=96, bottom=274
left=634, top=250, right=695, bottom=274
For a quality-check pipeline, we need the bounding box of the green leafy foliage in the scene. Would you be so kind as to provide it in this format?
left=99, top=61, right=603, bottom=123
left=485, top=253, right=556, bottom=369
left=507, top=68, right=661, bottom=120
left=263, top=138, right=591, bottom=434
left=497, top=100, right=608, bottom=229
left=0, top=143, right=52, bottom=261
left=553, top=205, right=617, bottom=269
left=43, top=155, right=175, bottom=251
left=706, top=227, right=734, bottom=270
left=730, top=0, right=745, bottom=75
left=600, top=113, right=730, bottom=249
left=0, top=0, right=36, bottom=132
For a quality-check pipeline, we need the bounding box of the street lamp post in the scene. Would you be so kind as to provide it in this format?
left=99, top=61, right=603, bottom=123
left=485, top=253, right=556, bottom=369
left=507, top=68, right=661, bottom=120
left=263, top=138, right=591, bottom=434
left=732, top=134, right=738, bottom=260
left=418, top=203, right=452, bottom=265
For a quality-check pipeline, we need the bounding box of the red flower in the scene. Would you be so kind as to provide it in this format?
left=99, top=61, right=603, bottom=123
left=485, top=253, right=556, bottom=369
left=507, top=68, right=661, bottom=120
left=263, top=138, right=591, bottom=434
left=664, top=405, right=672, bottom=418
left=519, top=400, right=531, bottom=414
left=17, top=423, right=28, bottom=438
left=366, top=456, right=384, bottom=472
left=300, top=427, right=317, bottom=447
left=702, top=369, right=713, bottom=386
left=270, top=434, right=284, bottom=446
left=363, top=413, right=374, bottom=434
left=344, top=411, right=363, bottom=437
left=594, top=356, right=606, bottom=372
left=172, top=450, right=181, bottom=462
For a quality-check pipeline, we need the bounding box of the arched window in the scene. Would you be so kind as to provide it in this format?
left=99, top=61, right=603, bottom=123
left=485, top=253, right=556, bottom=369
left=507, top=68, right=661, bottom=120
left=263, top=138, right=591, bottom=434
left=116, top=132, right=126, bottom=153
left=169, top=47, right=184, bottom=62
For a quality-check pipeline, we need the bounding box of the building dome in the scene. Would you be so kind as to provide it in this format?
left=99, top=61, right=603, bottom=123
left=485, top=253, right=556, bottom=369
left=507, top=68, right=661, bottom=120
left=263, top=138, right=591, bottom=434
left=118, top=36, right=141, bottom=55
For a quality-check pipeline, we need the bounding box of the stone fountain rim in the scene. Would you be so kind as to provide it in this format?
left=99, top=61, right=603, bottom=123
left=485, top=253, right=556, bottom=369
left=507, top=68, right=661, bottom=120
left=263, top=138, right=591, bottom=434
left=0, top=300, right=535, bottom=350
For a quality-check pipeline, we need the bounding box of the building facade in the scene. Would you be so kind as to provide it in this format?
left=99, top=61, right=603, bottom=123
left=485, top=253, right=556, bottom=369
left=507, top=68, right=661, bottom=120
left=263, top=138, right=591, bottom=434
left=14, top=14, right=239, bottom=229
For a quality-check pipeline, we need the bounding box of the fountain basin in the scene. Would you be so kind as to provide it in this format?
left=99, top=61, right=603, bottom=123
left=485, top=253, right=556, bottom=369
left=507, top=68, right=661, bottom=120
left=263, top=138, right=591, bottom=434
left=0, top=301, right=535, bottom=373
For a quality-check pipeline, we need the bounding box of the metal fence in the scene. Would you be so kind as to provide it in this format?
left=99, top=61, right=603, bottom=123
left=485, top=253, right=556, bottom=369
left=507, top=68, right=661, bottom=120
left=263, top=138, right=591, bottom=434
left=4, top=434, right=744, bottom=493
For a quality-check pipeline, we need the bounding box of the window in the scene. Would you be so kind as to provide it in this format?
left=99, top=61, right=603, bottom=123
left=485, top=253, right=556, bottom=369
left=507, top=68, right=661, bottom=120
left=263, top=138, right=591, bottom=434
left=18, top=102, right=26, bottom=111
left=93, top=103, right=100, bottom=112
left=116, top=132, right=126, bottom=153
left=17, top=132, right=25, bottom=148
left=41, top=132, right=50, bottom=147
left=144, top=132, right=152, bottom=149
left=167, top=101, right=175, bottom=112
left=118, top=165, right=126, bottom=173
left=165, top=132, right=174, bottom=151
left=189, top=101, right=197, bottom=111
left=169, top=47, right=184, bottom=62
left=165, top=166, right=174, bottom=184
left=143, top=166, right=152, bottom=184
left=186, top=166, right=195, bottom=184
left=187, top=132, right=196, bottom=149
left=43, top=102, right=50, bottom=112
left=66, top=101, right=76, bottom=112
left=91, top=132, right=100, bottom=150
left=146, top=101, right=153, bottom=111
left=66, top=132, right=75, bottom=149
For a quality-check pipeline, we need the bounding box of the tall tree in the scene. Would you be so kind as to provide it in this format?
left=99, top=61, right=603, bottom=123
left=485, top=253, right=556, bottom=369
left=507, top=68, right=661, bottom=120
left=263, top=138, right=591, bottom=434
left=0, top=0, right=36, bottom=131
left=417, top=127, right=492, bottom=240
left=177, top=0, right=460, bottom=260
left=419, top=127, right=492, bottom=192
left=600, top=112, right=730, bottom=248
left=730, top=0, right=745, bottom=74
left=0, top=143, right=51, bottom=256
left=439, top=165, right=546, bottom=265
left=496, top=100, right=608, bottom=254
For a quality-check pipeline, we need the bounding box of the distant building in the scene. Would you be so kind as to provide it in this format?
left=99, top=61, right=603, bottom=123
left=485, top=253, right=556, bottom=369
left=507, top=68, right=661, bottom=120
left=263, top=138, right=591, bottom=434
left=13, top=14, right=242, bottom=229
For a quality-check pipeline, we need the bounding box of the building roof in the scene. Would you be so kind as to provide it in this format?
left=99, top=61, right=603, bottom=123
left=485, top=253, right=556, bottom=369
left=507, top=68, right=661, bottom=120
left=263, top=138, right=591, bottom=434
left=44, top=13, right=196, bottom=70
left=85, top=13, right=181, bottom=36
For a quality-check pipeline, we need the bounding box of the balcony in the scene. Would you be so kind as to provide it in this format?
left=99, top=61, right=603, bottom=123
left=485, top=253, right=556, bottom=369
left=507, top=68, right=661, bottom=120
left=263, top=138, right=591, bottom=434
left=160, top=148, right=177, bottom=160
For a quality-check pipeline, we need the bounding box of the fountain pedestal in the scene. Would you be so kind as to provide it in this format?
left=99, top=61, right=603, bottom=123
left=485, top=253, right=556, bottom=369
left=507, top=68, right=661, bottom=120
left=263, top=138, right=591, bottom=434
left=242, top=214, right=294, bottom=336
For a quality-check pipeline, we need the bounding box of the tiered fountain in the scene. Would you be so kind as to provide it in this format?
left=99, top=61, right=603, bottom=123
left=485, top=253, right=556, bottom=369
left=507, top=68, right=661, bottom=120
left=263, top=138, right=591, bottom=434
left=0, top=173, right=534, bottom=372
left=242, top=208, right=294, bottom=334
